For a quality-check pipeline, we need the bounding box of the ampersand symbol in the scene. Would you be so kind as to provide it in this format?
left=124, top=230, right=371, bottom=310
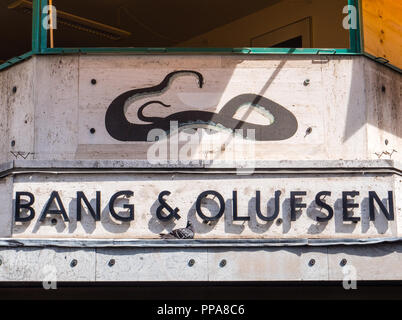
left=156, top=191, right=181, bottom=221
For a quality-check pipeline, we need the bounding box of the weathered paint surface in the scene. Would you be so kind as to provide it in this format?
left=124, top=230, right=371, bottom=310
left=0, top=55, right=400, bottom=162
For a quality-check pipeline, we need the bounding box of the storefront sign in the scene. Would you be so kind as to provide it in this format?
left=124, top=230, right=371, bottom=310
left=11, top=173, right=398, bottom=239
left=15, top=189, right=394, bottom=224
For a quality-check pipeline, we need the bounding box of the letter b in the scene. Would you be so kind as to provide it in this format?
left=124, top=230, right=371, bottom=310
left=15, top=192, right=35, bottom=222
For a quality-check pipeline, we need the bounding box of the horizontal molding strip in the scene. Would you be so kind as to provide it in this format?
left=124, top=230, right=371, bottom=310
left=0, top=160, right=401, bottom=178
left=0, top=237, right=402, bottom=248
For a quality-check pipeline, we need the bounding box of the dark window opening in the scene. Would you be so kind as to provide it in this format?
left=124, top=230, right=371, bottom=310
left=1, top=0, right=352, bottom=64
left=48, top=0, right=349, bottom=49
left=0, top=0, right=32, bottom=62
left=272, top=36, right=303, bottom=48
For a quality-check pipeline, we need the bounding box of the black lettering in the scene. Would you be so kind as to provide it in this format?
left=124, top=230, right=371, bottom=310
left=109, top=191, right=134, bottom=222
left=315, top=191, right=334, bottom=222
left=369, top=191, right=394, bottom=221
left=290, top=191, right=307, bottom=221
left=232, top=191, right=250, bottom=221
left=156, top=191, right=181, bottom=221
left=196, top=190, right=225, bottom=221
left=15, top=192, right=35, bottom=222
left=77, top=191, right=101, bottom=221
left=39, top=191, right=70, bottom=222
left=342, top=191, right=360, bottom=222
left=256, top=190, right=281, bottom=221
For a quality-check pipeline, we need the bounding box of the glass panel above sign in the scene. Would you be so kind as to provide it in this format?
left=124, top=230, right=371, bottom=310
left=9, top=0, right=351, bottom=50
left=0, top=0, right=32, bottom=63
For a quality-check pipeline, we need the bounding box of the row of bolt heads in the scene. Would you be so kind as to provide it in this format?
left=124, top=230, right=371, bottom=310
left=10, top=79, right=388, bottom=92
left=64, top=258, right=225, bottom=268
left=9, top=79, right=386, bottom=139
left=0, top=258, right=348, bottom=268
left=61, top=258, right=348, bottom=268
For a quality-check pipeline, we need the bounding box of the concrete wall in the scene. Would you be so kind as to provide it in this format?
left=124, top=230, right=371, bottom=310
left=9, top=169, right=399, bottom=240
left=0, top=60, right=35, bottom=163
left=0, top=54, right=401, bottom=283
left=1, top=244, right=402, bottom=282
left=0, top=54, right=400, bottom=163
